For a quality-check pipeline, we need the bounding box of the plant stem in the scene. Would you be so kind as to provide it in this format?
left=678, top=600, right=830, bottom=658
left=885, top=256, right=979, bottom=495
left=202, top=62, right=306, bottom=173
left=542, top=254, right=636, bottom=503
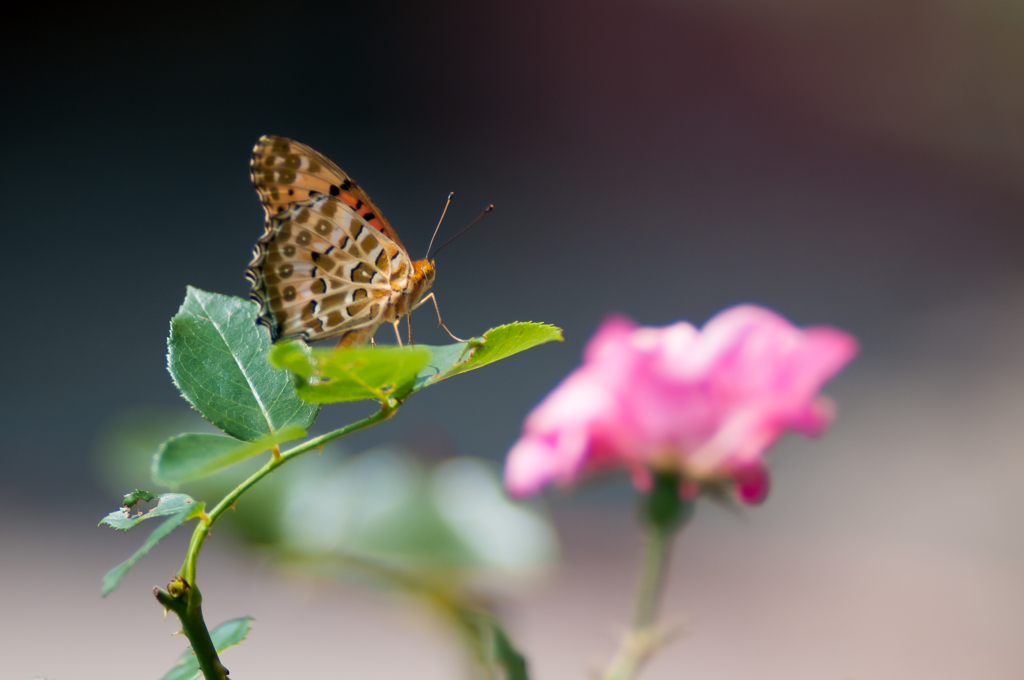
left=155, top=585, right=228, bottom=680
left=632, top=525, right=672, bottom=629
left=600, top=525, right=676, bottom=680
left=164, top=404, right=396, bottom=678
left=601, top=474, right=692, bottom=680
left=181, top=404, right=395, bottom=583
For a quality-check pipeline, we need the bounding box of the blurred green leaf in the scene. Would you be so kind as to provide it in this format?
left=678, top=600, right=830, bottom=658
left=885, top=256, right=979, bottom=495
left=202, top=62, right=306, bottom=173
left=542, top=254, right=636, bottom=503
left=279, top=450, right=474, bottom=571
left=480, top=614, right=529, bottom=680
left=277, top=451, right=558, bottom=578
left=429, top=458, right=559, bottom=574
left=161, top=616, right=253, bottom=680
left=92, top=407, right=217, bottom=498
left=152, top=425, right=305, bottom=486
left=99, top=493, right=201, bottom=531
left=412, top=322, right=562, bottom=391
left=452, top=609, right=529, bottom=680
left=270, top=341, right=431, bottom=404
left=167, top=286, right=319, bottom=441
left=102, top=513, right=188, bottom=596
left=492, top=624, right=529, bottom=680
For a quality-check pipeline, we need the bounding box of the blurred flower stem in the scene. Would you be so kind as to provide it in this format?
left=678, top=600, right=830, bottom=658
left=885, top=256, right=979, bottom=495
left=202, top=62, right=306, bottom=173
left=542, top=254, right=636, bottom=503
left=161, top=403, right=397, bottom=679
left=602, top=472, right=693, bottom=680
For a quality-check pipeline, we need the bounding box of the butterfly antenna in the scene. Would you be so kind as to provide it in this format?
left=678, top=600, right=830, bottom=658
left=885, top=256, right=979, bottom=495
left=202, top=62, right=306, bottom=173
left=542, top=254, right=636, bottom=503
left=429, top=205, right=494, bottom=259
left=425, top=192, right=454, bottom=260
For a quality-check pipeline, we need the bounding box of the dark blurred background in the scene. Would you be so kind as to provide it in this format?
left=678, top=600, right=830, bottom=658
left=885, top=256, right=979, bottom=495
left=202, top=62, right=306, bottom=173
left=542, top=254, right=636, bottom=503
left=2, top=1, right=1023, bottom=678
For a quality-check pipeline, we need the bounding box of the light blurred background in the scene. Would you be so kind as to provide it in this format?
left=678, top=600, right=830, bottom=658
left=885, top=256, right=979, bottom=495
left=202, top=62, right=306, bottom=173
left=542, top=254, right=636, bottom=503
left=2, top=0, right=1023, bottom=678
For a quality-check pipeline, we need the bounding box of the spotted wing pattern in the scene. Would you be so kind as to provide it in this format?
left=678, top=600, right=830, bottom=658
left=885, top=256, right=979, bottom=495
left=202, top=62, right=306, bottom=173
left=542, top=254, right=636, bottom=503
left=246, top=193, right=413, bottom=344
left=250, top=135, right=407, bottom=252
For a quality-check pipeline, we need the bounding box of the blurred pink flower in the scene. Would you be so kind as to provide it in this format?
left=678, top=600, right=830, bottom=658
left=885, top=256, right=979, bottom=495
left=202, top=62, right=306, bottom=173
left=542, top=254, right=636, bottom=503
left=504, top=305, right=858, bottom=503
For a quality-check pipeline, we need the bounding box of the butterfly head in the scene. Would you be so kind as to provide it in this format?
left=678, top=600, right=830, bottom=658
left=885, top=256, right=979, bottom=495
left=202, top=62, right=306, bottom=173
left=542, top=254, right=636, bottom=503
left=413, top=258, right=436, bottom=286
left=409, top=258, right=436, bottom=303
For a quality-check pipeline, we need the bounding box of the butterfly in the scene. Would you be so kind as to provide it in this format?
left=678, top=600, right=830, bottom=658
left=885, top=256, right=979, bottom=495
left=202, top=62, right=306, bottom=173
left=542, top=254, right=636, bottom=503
left=246, top=135, right=449, bottom=347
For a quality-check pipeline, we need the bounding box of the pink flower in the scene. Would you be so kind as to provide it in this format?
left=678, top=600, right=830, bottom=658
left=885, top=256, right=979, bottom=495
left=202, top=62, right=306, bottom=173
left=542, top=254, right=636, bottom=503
left=504, top=305, right=858, bottom=504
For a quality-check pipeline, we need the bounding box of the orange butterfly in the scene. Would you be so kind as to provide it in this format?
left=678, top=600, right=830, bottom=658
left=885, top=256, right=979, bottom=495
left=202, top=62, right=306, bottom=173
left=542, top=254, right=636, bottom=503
left=246, top=135, right=455, bottom=347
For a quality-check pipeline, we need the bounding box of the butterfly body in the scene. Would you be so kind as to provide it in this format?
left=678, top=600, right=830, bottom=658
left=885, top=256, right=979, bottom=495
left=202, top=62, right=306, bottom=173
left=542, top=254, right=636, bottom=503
left=246, top=136, right=437, bottom=346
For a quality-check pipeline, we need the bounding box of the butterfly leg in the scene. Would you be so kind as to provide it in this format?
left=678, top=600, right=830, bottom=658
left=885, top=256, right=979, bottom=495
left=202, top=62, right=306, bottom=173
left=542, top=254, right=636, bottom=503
left=415, top=293, right=465, bottom=343
left=392, top=320, right=404, bottom=347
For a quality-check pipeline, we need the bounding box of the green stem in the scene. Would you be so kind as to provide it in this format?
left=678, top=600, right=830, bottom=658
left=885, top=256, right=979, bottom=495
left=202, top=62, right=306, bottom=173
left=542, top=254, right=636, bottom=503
left=155, top=585, right=228, bottom=680
left=164, top=404, right=396, bottom=678
left=601, top=473, right=692, bottom=680
left=182, top=404, right=395, bottom=582
left=600, top=525, right=676, bottom=680
left=632, top=525, right=672, bottom=629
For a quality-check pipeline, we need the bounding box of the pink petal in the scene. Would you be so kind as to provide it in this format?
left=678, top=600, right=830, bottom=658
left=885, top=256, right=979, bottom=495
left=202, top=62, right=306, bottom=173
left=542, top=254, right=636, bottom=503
left=733, top=463, right=770, bottom=505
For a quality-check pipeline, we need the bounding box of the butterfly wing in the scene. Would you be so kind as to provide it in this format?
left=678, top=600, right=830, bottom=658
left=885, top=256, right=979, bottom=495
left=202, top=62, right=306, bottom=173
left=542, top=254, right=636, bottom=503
left=247, top=194, right=414, bottom=345
left=250, top=135, right=409, bottom=253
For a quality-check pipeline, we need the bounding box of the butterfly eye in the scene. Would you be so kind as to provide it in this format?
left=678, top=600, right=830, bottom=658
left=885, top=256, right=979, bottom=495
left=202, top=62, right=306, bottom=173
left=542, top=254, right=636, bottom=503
left=282, top=286, right=297, bottom=302
left=283, top=245, right=296, bottom=257
left=315, top=219, right=332, bottom=235
left=296, top=232, right=311, bottom=246
left=284, top=154, right=301, bottom=169
left=278, top=264, right=293, bottom=278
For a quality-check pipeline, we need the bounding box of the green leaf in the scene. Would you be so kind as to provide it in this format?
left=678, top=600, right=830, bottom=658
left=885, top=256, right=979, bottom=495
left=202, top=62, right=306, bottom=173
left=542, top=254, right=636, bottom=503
left=161, top=616, right=254, bottom=680
left=99, top=493, right=201, bottom=531
left=490, top=618, right=529, bottom=680
left=270, top=341, right=431, bottom=404
left=152, top=425, right=305, bottom=485
left=102, top=512, right=188, bottom=596
left=208, top=616, right=253, bottom=649
left=167, top=286, right=319, bottom=441
left=122, top=489, right=158, bottom=508
left=458, top=611, right=530, bottom=680
left=413, top=322, right=563, bottom=391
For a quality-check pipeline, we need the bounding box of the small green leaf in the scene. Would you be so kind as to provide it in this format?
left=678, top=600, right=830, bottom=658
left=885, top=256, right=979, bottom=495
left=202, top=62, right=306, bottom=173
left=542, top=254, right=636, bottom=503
left=413, top=322, right=563, bottom=391
left=102, top=512, right=188, bottom=596
left=152, top=425, right=305, bottom=485
left=270, top=341, right=431, bottom=404
left=99, top=493, right=201, bottom=531
left=167, top=286, right=319, bottom=441
left=122, top=489, right=158, bottom=508
left=161, top=616, right=254, bottom=680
